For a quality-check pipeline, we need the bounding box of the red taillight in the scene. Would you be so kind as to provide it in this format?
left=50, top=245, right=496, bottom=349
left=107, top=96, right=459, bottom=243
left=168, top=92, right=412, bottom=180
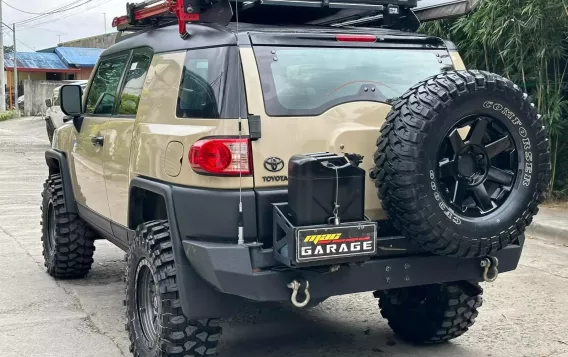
left=189, top=138, right=252, bottom=176
left=335, top=34, right=377, bottom=42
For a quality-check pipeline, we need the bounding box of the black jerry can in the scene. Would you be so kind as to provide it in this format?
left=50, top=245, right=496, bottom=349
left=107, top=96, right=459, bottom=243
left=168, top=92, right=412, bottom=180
left=288, top=152, right=365, bottom=226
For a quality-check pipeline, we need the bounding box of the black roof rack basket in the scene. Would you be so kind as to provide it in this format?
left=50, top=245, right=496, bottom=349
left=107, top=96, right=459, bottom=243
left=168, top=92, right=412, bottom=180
left=112, top=0, right=421, bottom=37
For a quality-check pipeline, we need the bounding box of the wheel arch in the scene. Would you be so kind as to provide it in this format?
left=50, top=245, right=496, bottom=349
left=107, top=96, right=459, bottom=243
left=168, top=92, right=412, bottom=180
left=128, top=186, right=168, bottom=230
left=45, top=149, right=77, bottom=213
left=128, top=176, right=242, bottom=319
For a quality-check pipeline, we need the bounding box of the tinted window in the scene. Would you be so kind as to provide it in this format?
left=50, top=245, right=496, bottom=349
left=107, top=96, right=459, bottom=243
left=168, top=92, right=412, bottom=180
left=254, top=47, right=453, bottom=116
left=118, top=48, right=153, bottom=115
left=177, top=47, right=234, bottom=119
left=86, top=54, right=129, bottom=115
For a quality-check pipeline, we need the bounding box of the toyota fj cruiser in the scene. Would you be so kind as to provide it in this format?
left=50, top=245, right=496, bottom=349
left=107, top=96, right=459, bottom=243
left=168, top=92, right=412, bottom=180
left=41, top=0, right=550, bottom=356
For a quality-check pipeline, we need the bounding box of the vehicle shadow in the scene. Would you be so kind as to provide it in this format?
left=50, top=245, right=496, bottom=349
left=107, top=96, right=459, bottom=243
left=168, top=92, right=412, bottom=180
left=219, top=300, right=472, bottom=357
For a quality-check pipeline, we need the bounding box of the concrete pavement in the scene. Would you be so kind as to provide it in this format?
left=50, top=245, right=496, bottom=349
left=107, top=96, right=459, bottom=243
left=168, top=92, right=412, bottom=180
left=528, top=206, right=568, bottom=246
left=0, top=116, right=567, bottom=357
left=0, top=117, right=127, bottom=357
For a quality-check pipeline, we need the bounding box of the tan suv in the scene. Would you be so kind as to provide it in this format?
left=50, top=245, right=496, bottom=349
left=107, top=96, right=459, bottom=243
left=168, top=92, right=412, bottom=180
left=41, top=1, right=550, bottom=356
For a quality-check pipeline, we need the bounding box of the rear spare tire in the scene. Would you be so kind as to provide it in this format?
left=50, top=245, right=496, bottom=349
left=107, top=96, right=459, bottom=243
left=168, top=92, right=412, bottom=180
left=372, top=70, right=550, bottom=258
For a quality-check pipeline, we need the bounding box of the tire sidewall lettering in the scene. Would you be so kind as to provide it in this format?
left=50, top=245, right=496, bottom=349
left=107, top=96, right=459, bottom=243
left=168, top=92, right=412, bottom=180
left=481, top=99, right=535, bottom=188
left=429, top=170, right=462, bottom=225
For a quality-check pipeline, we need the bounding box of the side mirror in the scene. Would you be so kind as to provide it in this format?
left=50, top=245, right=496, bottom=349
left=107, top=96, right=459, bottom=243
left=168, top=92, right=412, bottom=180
left=62, top=115, right=73, bottom=123
left=60, top=85, right=83, bottom=132
left=45, top=99, right=52, bottom=108
left=60, top=85, right=82, bottom=116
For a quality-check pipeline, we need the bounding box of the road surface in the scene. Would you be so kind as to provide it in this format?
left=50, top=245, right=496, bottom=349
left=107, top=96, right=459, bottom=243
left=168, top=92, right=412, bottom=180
left=1, top=117, right=567, bottom=357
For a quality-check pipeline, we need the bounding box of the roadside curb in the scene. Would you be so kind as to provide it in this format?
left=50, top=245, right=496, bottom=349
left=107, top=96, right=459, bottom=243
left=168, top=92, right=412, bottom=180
left=527, top=221, right=568, bottom=246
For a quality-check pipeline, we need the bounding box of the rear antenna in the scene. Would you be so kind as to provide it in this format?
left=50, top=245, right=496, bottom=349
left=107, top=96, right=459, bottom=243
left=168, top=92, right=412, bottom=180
left=235, top=0, right=244, bottom=246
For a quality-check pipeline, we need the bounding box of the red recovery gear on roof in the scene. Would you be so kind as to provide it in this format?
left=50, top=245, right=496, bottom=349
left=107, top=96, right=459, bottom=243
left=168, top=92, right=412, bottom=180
left=112, top=0, right=199, bottom=38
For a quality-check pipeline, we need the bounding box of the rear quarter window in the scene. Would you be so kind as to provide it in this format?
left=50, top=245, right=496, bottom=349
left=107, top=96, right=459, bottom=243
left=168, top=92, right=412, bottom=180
left=254, top=46, right=454, bottom=116
left=177, top=46, right=245, bottom=119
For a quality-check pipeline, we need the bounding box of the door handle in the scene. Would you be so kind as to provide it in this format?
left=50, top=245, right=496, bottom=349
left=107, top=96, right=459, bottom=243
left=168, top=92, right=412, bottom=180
left=91, top=136, right=104, bottom=146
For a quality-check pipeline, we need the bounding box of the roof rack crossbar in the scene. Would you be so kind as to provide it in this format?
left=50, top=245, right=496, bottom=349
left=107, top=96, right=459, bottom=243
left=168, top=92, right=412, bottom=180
left=260, top=0, right=385, bottom=10
left=330, top=13, right=383, bottom=26
left=112, top=0, right=421, bottom=37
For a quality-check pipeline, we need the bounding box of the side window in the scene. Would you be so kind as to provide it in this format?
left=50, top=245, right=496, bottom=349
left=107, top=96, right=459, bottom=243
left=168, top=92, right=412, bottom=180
left=118, top=48, right=153, bottom=115
left=177, top=47, right=229, bottom=119
left=86, top=54, right=129, bottom=115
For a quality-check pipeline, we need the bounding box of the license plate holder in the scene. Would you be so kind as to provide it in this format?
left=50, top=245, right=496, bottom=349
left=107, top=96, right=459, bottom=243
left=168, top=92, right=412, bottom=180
left=295, top=222, right=377, bottom=264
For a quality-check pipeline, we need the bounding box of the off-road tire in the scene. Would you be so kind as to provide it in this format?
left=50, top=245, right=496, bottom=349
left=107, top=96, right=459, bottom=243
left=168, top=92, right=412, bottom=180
left=378, top=282, right=483, bottom=344
left=46, top=118, right=55, bottom=144
left=41, top=174, right=96, bottom=278
left=125, top=221, right=222, bottom=357
left=372, top=70, right=550, bottom=257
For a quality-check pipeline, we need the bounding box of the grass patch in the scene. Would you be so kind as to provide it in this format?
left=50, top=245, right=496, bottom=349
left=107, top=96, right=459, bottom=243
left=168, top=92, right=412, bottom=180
left=0, top=111, right=16, bottom=122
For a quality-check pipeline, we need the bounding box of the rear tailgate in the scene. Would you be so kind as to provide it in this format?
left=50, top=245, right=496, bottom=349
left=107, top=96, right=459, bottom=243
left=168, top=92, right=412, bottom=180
left=242, top=31, right=454, bottom=219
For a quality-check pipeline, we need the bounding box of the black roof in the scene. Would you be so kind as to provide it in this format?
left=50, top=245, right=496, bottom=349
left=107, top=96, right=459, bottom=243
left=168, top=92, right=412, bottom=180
left=102, top=22, right=446, bottom=57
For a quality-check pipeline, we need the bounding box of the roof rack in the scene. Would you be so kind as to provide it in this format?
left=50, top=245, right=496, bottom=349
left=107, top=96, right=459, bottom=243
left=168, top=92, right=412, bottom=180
left=112, top=0, right=421, bottom=38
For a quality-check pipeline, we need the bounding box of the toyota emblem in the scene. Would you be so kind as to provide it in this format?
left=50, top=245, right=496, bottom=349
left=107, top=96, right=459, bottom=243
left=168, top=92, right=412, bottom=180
left=264, top=157, right=284, bottom=172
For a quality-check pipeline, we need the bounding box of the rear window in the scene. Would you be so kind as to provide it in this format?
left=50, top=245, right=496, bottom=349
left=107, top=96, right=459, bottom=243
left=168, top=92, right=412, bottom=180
left=254, top=46, right=454, bottom=116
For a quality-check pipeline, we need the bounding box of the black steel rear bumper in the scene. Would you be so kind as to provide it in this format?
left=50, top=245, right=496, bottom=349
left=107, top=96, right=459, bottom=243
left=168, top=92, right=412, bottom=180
left=174, top=183, right=523, bottom=302
left=182, top=237, right=523, bottom=302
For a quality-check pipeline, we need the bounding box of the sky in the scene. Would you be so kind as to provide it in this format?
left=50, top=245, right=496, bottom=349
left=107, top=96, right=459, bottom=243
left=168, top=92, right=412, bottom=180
left=1, top=0, right=130, bottom=51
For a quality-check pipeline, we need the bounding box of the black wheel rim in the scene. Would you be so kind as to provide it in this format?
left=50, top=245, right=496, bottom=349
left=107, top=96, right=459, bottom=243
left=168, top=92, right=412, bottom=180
left=437, top=115, right=518, bottom=218
left=46, top=203, right=56, bottom=252
left=136, top=260, right=159, bottom=345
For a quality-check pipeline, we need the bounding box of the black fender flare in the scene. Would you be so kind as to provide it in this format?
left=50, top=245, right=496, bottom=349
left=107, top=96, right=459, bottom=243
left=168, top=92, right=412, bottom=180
left=129, top=177, right=242, bottom=319
left=45, top=149, right=78, bottom=213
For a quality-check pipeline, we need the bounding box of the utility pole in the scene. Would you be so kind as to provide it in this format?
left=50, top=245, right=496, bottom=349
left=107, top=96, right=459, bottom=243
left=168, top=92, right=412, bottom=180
left=58, top=35, right=61, bottom=44
left=12, top=23, right=18, bottom=118
left=0, top=3, right=6, bottom=112
left=103, top=13, right=107, bottom=34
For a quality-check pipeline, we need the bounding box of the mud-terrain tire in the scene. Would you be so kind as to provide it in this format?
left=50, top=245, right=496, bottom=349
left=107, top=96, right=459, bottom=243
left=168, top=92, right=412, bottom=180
left=41, top=174, right=96, bottom=278
left=372, top=70, right=550, bottom=258
left=377, top=282, right=483, bottom=344
left=46, top=118, right=55, bottom=144
left=125, top=221, right=222, bottom=357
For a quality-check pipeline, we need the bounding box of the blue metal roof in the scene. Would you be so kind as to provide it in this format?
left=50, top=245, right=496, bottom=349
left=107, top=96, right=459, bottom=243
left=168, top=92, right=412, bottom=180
left=4, top=52, right=69, bottom=70
left=55, top=47, right=103, bottom=67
